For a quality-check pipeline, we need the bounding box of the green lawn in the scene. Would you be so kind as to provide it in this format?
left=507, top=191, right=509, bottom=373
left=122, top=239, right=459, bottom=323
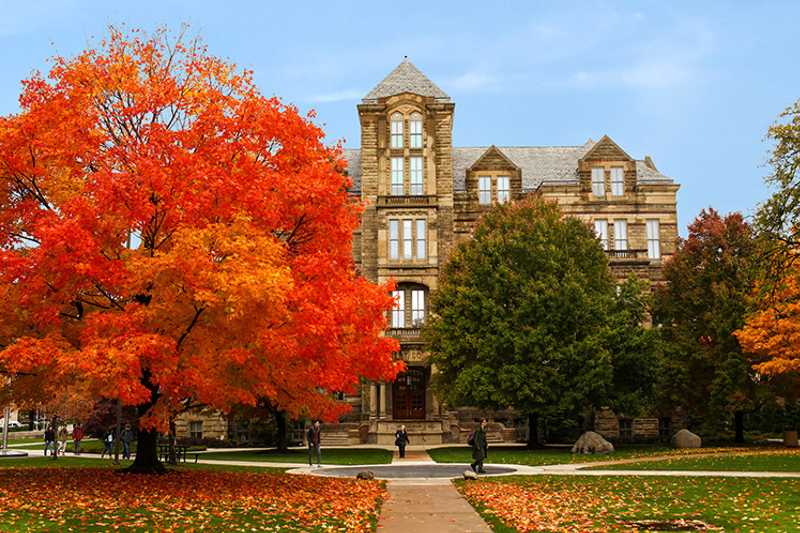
left=428, top=445, right=676, bottom=466
left=587, top=449, right=800, bottom=472
left=458, top=475, right=800, bottom=532
left=199, top=447, right=394, bottom=465
left=0, top=455, right=287, bottom=474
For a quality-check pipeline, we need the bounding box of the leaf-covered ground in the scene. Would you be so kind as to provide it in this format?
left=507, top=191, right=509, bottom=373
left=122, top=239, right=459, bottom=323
left=0, top=464, right=385, bottom=531
left=587, top=448, right=800, bottom=471
left=458, top=475, right=800, bottom=532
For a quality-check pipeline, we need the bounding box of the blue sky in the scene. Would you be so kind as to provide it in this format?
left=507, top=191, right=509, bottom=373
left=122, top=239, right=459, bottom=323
left=1, top=1, right=798, bottom=234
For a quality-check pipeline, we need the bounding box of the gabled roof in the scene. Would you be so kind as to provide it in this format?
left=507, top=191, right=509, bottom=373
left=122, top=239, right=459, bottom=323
left=468, top=145, right=521, bottom=172
left=344, top=140, right=675, bottom=194
left=580, top=134, right=633, bottom=161
left=363, top=58, right=451, bottom=101
left=453, top=142, right=596, bottom=191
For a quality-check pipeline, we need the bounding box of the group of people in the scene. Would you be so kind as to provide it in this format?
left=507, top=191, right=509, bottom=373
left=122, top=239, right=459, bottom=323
left=43, top=424, right=74, bottom=458
left=306, top=418, right=490, bottom=474
left=42, top=422, right=135, bottom=460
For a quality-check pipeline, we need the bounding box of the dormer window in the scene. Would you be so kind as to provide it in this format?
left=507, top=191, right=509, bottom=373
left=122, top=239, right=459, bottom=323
left=478, top=176, right=491, bottom=205
left=591, top=168, right=605, bottom=196
left=497, top=176, right=510, bottom=204
left=391, top=113, right=404, bottom=149
left=409, top=113, right=423, bottom=149
left=611, top=168, right=624, bottom=196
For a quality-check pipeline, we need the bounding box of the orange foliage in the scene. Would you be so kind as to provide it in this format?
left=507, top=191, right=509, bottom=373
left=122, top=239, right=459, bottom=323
left=0, top=468, right=385, bottom=531
left=0, top=27, right=401, bottom=431
left=736, top=273, right=800, bottom=376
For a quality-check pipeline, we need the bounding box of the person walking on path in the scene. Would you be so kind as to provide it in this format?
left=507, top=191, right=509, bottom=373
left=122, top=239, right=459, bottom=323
left=469, top=418, right=489, bottom=474
left=100, top=430, right=114, bottom=459
left=56, top=425, right=68, bottom=456
left=394, top=425, right=410, bottom=458
left=121, top=424, right=134, bottom=460
left=43, top=426, right=56, bottom=458
left=307, top=420, right=322, bottom=467
left=72, top=424, right=84, bottom=455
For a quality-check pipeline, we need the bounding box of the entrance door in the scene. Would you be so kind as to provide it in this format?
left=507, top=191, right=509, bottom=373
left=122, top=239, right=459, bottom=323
left=392, top=367, right=426, bottom=420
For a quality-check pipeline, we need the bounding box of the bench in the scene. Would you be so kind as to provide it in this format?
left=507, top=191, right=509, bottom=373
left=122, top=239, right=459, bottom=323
left=158, top=444, right=200, bottom=464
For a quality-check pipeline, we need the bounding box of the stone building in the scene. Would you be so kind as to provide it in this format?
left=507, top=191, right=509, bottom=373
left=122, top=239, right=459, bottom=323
left=342, top=59, right=679, bottom=445
left=177, top=59, right=680, bottom=445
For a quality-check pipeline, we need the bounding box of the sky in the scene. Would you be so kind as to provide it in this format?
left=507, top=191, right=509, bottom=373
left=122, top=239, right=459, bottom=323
left=1, top=1, right=798, bottom=234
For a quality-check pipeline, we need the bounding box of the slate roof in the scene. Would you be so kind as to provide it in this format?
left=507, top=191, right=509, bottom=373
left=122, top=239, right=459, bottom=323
left=363, top=58, right=451, bottom=101
left=343, top=143, right=674, bottom=193
left=453, top=143, right=593, bottom=191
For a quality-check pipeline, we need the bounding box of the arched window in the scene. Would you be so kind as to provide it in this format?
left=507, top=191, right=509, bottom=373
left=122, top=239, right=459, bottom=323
left=391, top=113, right=404, bottom=149
left=409, top=113, right=423, bottom=149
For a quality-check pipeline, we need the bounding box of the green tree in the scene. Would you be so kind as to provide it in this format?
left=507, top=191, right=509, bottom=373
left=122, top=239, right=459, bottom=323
left=654, top=208, right=758, bottom=442
left=754, top=98, right=800, bottom=281
left=425, top=198, right=658, bottom=446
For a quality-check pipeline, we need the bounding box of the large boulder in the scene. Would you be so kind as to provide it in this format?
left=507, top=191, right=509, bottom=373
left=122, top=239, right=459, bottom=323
left=463, top=470, right=479, bottom=480
left=356, top=470, right=375, bottom=480
left=571, top=431, right=614, bottom=454
left=672, top=429, right=702, bottom=448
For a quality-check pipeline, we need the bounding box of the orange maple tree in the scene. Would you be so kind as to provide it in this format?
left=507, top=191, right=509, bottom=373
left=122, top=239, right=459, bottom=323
left=736, top=271, right=800, bottom=377
left=0, top=27, right=401, bottom=471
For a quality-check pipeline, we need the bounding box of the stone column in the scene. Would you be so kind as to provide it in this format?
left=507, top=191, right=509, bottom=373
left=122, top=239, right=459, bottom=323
left=369, top=383, right=378, bottom=418
left=380, top=382, right=389, bottom=419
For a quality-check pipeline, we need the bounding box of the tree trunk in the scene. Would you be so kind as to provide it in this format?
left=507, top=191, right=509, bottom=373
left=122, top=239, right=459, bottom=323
left=124, top=372, right=165, bottom=474
left=112, top=399, right=122, bottom=465
left=527, top=413, right=540, bottom=449
left=168, top=418, right=177, bottom=465
left=127, top=426, right=165, bottom=474
left=276, top=410, right=289, bottom=453
left=734, top=410, right=745, bottom=444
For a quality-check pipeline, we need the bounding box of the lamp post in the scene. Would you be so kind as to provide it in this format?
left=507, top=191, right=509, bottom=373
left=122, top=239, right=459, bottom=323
left=0, top=405, right=28, bottom=458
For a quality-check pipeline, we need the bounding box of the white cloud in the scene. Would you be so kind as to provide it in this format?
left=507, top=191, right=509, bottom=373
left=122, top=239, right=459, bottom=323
left=306, top=89, right=363, bottom=103
left=444, top=71, right=498, bottom=92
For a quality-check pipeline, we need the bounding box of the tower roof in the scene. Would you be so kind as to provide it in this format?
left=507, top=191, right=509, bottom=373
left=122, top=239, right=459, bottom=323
left=363, top=58, right=450, bottom=101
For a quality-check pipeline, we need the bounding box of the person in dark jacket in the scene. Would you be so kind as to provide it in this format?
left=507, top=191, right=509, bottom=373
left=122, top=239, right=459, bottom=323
left=307, top=420, right=322, bottom=467
left=470, top=418, right=489, bottom=474
left=43, top=426, right=56, bottom=458
left=121, top=424, right=135, bottom=460
left=394, top=425, right=410, bottom=458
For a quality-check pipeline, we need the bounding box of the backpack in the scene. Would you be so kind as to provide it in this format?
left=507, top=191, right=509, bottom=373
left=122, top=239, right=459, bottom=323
left=467, top=432, right=475, bottom=447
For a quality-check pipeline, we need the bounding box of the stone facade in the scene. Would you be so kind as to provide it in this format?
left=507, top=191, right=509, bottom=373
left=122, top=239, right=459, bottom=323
left=344, top=59, right=680, bottom=444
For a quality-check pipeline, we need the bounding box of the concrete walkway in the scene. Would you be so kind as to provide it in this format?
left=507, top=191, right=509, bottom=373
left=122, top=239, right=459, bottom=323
left=378, top=482, right=491, bottom=533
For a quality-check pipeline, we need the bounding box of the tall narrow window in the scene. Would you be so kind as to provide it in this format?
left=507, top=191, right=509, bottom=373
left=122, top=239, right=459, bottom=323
left=389, top=220, right=399, bottom=259
left=594, top=220, right=609, bottom=250
left=415, top=219, right=426, bottom=259
left=409, top=113, right=422, bottom=149
left=614, top=219, right=628, bottom=250
left=411, top=289, right=426, bottom=326
left=478, top=176, right=491, bottom=205
left=391, top=113, right=403, bottom=149
left=410, top=156, right=424, bottom=195
left=591, top=167, right=605, bottom=196
left=391, top=290, right=405, bottom=328
left=391, top=157, right=404, bottom=195
left=496, top=176, right=510, bottom=204
left=611, top=168, right=624, bottom=196
left=403, top=219, right=413, bottom=259
left=646, top=219, right=661, bottom=259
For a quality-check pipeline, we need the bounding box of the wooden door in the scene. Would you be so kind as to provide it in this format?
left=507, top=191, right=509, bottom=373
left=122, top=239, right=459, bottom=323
left=392, top=367, right=426, bottom=420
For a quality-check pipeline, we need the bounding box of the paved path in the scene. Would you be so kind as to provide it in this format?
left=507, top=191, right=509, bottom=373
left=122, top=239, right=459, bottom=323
left=377, top=482, right=491, bottom=533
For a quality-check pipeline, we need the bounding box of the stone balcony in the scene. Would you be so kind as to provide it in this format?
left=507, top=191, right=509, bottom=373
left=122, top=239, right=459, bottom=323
left=605, top=249, right=653, bottom=264
left=386, top=327, right=423, bottom=343
left=377, top=195, right=438, bottom=208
